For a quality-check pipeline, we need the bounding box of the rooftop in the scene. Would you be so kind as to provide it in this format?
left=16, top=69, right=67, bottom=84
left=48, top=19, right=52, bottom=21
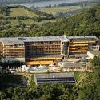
left=67, top=36, right=98, bottom=41
left=88, top=51, right=100, bottom=56
left=59, top=62, right=86, bottom=67
left=0, top=37, right=24, bottom=45
left=24, top=36, right=65, bottom=42
left=34, top=72, right=75, bottom=85
left=0, top=36, right=65, bottom=44
left=0, top=36, right=98, bottom=44
left=35, top=72, right=74, bottom=79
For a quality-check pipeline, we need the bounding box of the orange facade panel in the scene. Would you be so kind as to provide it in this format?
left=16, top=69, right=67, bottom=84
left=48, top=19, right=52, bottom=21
left=69, top=44, right=88, bottom=46
left=26, top=61, right=54, bottom=65
left=30, top=57, right=63, bottom=60
left=70, top=40, right=95, bottom=44
left=4, top=48, right=25, bottom=50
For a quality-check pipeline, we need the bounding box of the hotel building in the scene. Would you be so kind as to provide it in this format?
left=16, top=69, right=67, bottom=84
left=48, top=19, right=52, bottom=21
left=0, top=36, right=99, bottom=65
left=24, top=36, right=65, bottom=65
left=68, top=36, right=99, bottom=57
left=34, top=72, right=75, bottom=85
left=0, top=38, right=25, bottom=62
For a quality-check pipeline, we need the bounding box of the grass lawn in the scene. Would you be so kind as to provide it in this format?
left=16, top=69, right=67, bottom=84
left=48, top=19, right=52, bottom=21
left=10, top=19, right=56, bottom=26
left=21, top=19, right=34, bottom=24
left=10, top=20, right=19, bottom=25
left=0, top=14, right=4, bottom=17
left=39, top=6, right=81, bottom=15
left=10, top=7, right=38, bottom=17
left=10, top=19, right=34, bottom=25
left=5, top=6, right=57, bottom=26
left=35, top=19, right=56, bottom=25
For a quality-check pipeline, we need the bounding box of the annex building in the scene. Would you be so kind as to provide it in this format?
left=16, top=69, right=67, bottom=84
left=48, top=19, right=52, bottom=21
left=0, top=36, right=99, bottom=66
left=34, top=72, right=75, bottom=85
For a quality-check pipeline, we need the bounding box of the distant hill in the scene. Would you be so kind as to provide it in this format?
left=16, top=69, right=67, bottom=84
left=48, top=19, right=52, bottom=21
left=0, top=0, right=99, bottom=4
left=41, top=3, right=100, bottom=36
left=28, top=3, right=100, bottom=37
left=0, top=0, right=59, bottom=4
left=1, top=3, right=100, bottom=37
left=0, top=5, right=38, bottom=17
left=10, top=6, right=38, bottom=17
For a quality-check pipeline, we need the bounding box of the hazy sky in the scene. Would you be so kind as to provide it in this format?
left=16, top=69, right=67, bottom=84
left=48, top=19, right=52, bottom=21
left=69, top=0, right=93, bottom=1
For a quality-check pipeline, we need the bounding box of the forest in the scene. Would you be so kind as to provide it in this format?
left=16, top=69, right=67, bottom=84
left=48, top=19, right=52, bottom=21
left=0, top=56, right=100, bottom=100
left=0, top=4, right=100, bottom=37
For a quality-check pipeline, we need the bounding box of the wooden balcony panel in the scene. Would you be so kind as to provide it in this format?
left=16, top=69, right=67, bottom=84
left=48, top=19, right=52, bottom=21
left=69, top=47, right=88, bottom=49
left=69, top=44, right=88, bottom=46
left=70, top=40, right=95, bottom=44
left=70, top=51, right=87, bottom=53
left=4, top=47, right=24, bottom=49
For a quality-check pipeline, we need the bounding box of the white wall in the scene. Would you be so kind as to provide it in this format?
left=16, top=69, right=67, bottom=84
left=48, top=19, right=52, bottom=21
left=2, top=58, right=25, bottom=62
left=87, top=51, right=94, bottom=59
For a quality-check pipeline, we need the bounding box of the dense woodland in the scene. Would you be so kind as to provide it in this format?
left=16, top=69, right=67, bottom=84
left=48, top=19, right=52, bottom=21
left=0, top=4, right=100, bottom=37
left=0, top=56, right=100, bottom=100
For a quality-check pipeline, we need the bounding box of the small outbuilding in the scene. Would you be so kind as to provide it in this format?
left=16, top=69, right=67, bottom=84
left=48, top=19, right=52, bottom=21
left=34, top=72, right=75, bottom=85
left=87, top=51, right=100, bottom=59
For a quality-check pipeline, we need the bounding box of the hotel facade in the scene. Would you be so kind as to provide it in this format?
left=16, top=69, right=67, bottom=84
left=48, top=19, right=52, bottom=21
left=0, top=36, right=99, bottom=66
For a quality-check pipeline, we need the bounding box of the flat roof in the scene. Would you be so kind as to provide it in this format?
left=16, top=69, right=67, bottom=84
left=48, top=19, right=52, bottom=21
left=67, top=36, right=98, bottom=41
left=59, top=62, right=86, bottom=67
left=35, top=72, right=74, bottom=79
left=0, top=37, right=24, bottom=45
left=24, top=36, right=65, bottom=42
left=0, top=36, right=98, bottom=44
left=0, top=36, right=65, bottom=44
left=88, top=51, right=100, bottom=56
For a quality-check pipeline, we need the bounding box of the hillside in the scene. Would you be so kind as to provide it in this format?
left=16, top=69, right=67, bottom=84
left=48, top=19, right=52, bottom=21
left=0, top=4, right=100, bottom=37
left=39, top=6, right=81, bottom=16
left=21, top=3, right=100, bottom=37
left=0, top=6, right=38, bottom=25
left=0, top=0, right=64, bottom=4
left=37, top=3, right=100, bottom=37
left=0, top=5, right=55, bottom=26
left=10, top=7, right=38, bottom=17
left=0, top=0, right=52, bottom=4
left=0, top=6, right=38, bottom=17
left=0, top=0, right=99, bottom=5
left=0, top=5, right=7, bottom=16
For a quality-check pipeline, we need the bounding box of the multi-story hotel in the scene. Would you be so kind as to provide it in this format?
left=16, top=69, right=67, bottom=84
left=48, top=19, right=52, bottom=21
left=0, top=36, right=99, bottom=65
left=24, top=36, right=64, bottom=65
left=0, top=38, right=25, bottom=62
left=68, top=36, right=99, bottom=57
